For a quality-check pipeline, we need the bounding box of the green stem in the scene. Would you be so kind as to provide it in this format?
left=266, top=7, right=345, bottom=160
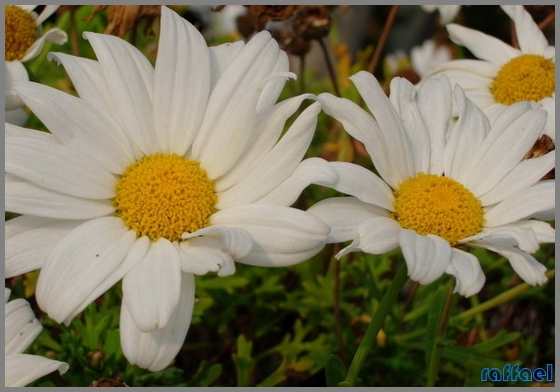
left=426, top=285, right=453, bottom=387
left=340, top=261, right=409, bottom=386
left=454, top=268, right=555, bottom=323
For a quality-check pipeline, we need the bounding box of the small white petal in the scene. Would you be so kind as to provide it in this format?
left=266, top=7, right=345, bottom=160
left=212, top=204, right=329, bottom=267
left=255, top=157, right=338, bottom=206
left=6, top=180, right=115, bottom=219
left=479, top=151, right=555, bottom=206
left=216, top=102, right=321, bottom=207
left=350, top=72, right=416, bottom=185
left=14, top=81, right=136, bottom=173
left=6, top=135, right=117, bottom=199
left=121, top=272, right=195, bottom=372
left=336, top=217, right=400, bottom=259
left=446, top=23, right=520, bottom=64
left=36, top=217, right=137, bottom=325
left=5, top=215, right=86, bottom=278
left=21, top=28, right=68, bottom=62
left=153, top=6, right=211, bottom=155
left=473, top=242, right=547, bottom=286
left=123, top=238, right=182, bottom=332
left=84, top=32, right=156, bottom=155
left=484, top=180, right=554, bottom=227
left=216, top=93, right=316, bottom=191
left=183, top=225, right=254, bottom=259
left=308, top=197, right=389, bottom=243
left=445, top=249, right=485, bottom=297
left=178, top=237, right=236, bottom=277
left=5, top=354, right=69, bottom=387
left=5, top=298, right=42, bottom=355
left=399, top=230, right=452, bottom=285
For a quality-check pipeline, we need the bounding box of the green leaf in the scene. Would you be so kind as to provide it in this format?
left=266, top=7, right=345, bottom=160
left=325, top=354, right=347, bottom=387
left=232, top=335, right=253, bottom=387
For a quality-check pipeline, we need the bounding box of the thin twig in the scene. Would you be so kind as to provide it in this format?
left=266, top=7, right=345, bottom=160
left=367, top=5, right=399, bottom=76
left=538, top=12, right=555, bottom=30
left=317, top=37, right=341, bottom=97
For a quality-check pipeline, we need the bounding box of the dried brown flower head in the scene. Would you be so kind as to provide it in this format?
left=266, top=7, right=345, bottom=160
left=292, top=5, right=332, bottom=40
left=85, top=5, right=161, bottom=38
left=247, top=5, right=300, bottom=31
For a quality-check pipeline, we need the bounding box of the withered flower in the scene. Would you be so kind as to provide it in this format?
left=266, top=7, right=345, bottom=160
left=292, top=5, right=332, bottom=40
left=247, top=5, right=300, bottom=31
left=85, top=5, right=160, bottom=38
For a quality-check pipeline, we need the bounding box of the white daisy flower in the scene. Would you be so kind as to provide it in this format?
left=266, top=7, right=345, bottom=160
left=420, top=5, right=462, bottom=25
left=410, top=39, right=452, bottom=79
left=5, top=288, right=69, bottom=387
left=309, top=71, right=554, bottom=297
left=4, top=5, right=68, bottom=121
left=428, top=5, right=555, bottom=140
left=5, top=6, right=334, bottom=372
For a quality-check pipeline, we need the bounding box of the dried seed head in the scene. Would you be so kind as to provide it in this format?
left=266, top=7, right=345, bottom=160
left=292, top=5, right=332, bottom=40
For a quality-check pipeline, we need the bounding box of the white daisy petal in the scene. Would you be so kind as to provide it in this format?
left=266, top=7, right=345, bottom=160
left=337, top=217, right=401, bottom=259
left=445, top=249, right=485, bottom=297
left=308, top=197, right=389, bottom=243
left=193, top=31, right=285, bottom=177
left=6, top=179, right=114, bottom=219
left=389, top=77, right=431, bottom=173
left=5, top=298, right=42, bottom=355
left=474, top=242, right=547, bottom=286
left=254, top=157, right=338, bottom=206
left=47, top=52, right=116, bottom=116
left=178, top=237, right=236, bottom=277
left=21, top=27, right=68, bottom=62
left=216, top=102, right=321, bottom=207
left=463, top=225, right=539, bottom=254
left=5, top=60, right=29, bottom=111
left=484, top=180, right=555, bottom=227
left=5, top=354, right=69, bottom=388
left=123, top=238, right=182, bottom=332
left=216, top=93, right=316, bottom=192
left=479, top=150, right=555, bottom=206
left=183, top=225, right=253, bottom=259
left=351, top=71, right=416, bottom=184
left=416, top=74, right=453, bottom=174
left=6, top=135, right=116, bottom=199
left=508, top=5, right=550, bottom=54
left=466, top=105, right=547, bottom=196
left=36, top=217, right=137, bottom=325
left=212, top=204, right=329, bottom=267
left=120, top=272, right=195, bottom=372
left=13, top=81, right=136, bottom=173
left=84, top=31, right=156, bottom=155
left=446, top=23, right=520, bottom=64
left=153, top=6, right=210, bottom=155
left=399, top=230, right=452, bottom=285
left=208, top=41, right=245, bottom=89
left=445, top=85, right=489, bottom=184
left=325, top=161, right=394, bottom=210
left=5, top=215, right=86, bottom=278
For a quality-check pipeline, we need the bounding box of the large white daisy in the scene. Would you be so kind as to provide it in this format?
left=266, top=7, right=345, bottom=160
left=4, top=5, right=68, bottom=124
left=309, top=71, right=554, bottom=297
left=427, top=5, right=555, bottom=140
left=5, top=288, right=69, bottom=387
left=5, top=6, right=334, bottom=372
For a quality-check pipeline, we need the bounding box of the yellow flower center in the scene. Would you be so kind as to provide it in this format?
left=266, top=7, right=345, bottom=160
left=114, top=153, right=218, bottom=242
left=393, top=173, right=484, bottom=245
left=4, top=5, right=37, bottom=61
left=491, top=54, right=555, bottom=105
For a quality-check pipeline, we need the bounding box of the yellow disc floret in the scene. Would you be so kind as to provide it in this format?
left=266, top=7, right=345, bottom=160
left=114, top=153, right=217, bottom=242
left=5, top=5, right=37, bottom=61
left=393, top=173, right=484, bottom=245
left=491, top=54, right=555, bottom=105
